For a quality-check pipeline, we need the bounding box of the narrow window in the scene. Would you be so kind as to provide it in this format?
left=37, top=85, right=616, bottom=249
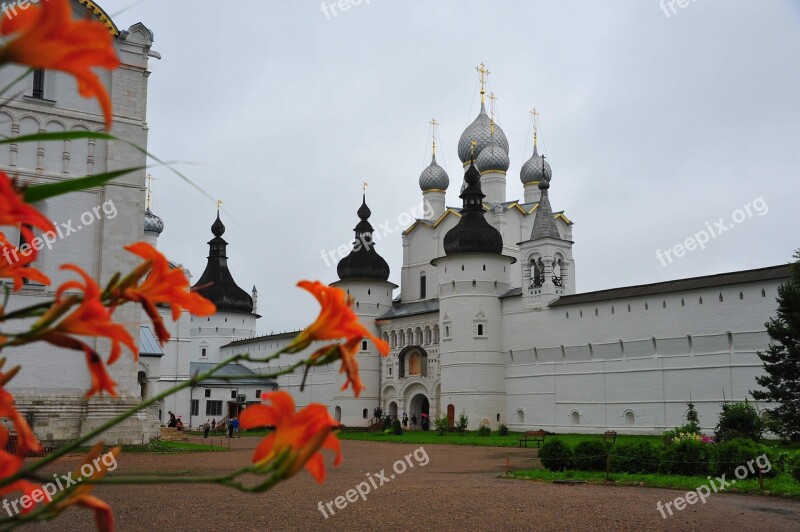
left=255, top=390, right=261, bottom=398
left=363, top=409, right=368, bottom=419
left=190, top=399, right=199, bottom=416
left=362, top=340, right=368, bottom=351
left=420, top=272, right=427, bottom=299
left=230, top=391, right=237, bottom=399
left=477, top=324, right=484, bottom=336
left=32, top=69, right=45, bottom=99
left=204, top=389, right=211, bottom=398
left=201, top=348, right=207, bottom=357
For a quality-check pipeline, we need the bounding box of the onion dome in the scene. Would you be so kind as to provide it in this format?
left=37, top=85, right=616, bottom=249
left=419, top=154, right=450, bottom=191
left=443, top=163, right=503, bottom=255
left=520, top=144, right=552, bottom=185
left=476, top=138, right=510, bottom=174
left=530, top=165, right=561, bottom=240
left=457, top=103, right=509, bottom=164
left=337, top=195, right=391, bottom=281
left=191, top=211, right=253, bottom=314
left=144, top=208, right=164, bottom=235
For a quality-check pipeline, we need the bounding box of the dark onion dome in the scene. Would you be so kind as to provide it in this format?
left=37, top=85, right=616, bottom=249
left=476, top=137, right=510, bottom=174
left=457, top=102, right=509, bottom=164
left=144, top=208, right=164, bottom=235
left=520, top=144, right=552, bottom=185
left=191, top=212, right=253, bottom=314
left=337, top=195, right=391, bottom=281
left=530, top=166, right=561, bottom=240
left=443, top=163, right=503, bottom=255
left=418, top=153, right=450, bottom=191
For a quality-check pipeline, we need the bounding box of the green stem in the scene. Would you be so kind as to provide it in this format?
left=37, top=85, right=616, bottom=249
left=1, top=353, right=247, bottom=487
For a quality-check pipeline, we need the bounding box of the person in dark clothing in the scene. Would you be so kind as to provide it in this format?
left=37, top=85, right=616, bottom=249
left=228, top=417, right=235, bottom=438
left=167, top=411, right=176, bottom=427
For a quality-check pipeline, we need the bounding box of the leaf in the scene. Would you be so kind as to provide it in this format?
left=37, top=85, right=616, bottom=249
left=0, top=131, right=115, bottom=145
left=22, top=167, right=144, bottom=203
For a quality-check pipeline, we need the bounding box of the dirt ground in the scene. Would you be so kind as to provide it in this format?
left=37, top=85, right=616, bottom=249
left=20, top=436, right=800, bottom=531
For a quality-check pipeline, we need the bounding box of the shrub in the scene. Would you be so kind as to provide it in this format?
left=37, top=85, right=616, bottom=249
left=456, top=410, right=469, bottom=434
left=498, top=423, right=509, bottom=436
left=434, top=412, right=449, bottom=436
left=788, top=454, right=800, bottom=483
left=714, top=401, right=764, bottom=442
left=538, top=439, right=574, bottom=471
left=574, top=440, right=608, bottom=471
left=477, top=420, right=491, bottom=436
left=714, top=438, right=777, bottom=478
left=660, top=439, right=712, bottom=476
left=610, top=441, right=660, bottom=474
left=382, top=416, right=392, bottom=431
left=392, top=418, right=403, bottom=435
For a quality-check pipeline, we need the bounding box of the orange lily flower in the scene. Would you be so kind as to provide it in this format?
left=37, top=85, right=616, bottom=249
left=53, top=444, right=119, bottom=532
left=291, top=281, right=389, bottom=354
left=0, top=440, right=38, bottom=513
left=0, top=172, right=54, bottom=243
left=0, top=232, right=50, bottom=291
left=290, top=281, right=389, bottom=397
left=0, top=0, right=120, bottom=130
left=310, top=338, right=366, bottom=397
left=239, top=391, right=341, bottom=483
left=115, top=242, right=216, bottom=342
left=36, top=265, right=135, bottom=397
left=0, top=359, right=41, bottom=456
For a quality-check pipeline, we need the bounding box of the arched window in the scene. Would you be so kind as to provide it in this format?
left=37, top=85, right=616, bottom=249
left=408, top=352, right=422, bottom=376
left=334, top=406, right=342, bottom=422
left=516, top=409, right=524, bottom=423
left=570, top=411, right=581, bottom=425
left=624, top=410, right=635, bottom=425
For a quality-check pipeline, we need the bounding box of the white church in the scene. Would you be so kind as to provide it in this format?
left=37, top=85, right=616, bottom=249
left=1, top=2, right=789, bottom=444
left=149, top=72, right=788, bottom=435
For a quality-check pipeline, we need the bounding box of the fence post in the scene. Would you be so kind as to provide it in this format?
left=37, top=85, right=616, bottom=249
left=605, top=452, right=610, bottom=482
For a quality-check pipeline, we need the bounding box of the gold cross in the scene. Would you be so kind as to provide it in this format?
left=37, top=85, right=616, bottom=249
left=531, top=108, right=539, bottom=146
left=429, top=118, right=439, bottom=156
left=217, top=199, right=223, bottom=210
left=363, top=182, right=368, bottom=193
left=475, top=62, right=490, bottom=102
left=146, top=173, right=155, bottom=209
left=470, top=139, right=478, bottom=159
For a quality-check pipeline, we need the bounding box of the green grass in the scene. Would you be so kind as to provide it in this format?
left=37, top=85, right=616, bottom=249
left=337, top=430, right=664, bottom=448
left=118, top=440, right=228, bottom=453
left=508, top=469, right=800, bottom=499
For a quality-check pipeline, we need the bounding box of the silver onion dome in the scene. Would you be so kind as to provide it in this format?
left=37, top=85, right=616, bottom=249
left=457, top=103, right=509, bottom=164
left=476, top=139, right=510, bottom=174
left=419, top=154, right=450, bottom=191
left=520, top=145, right=552, bottom=185
left=144, top=208, right=164, bottom=235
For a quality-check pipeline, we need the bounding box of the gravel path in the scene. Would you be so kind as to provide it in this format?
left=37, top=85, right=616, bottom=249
left=23, top=437, right=800, bottom=531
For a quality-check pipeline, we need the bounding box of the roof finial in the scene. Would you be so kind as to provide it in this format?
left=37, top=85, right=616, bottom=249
left=469, top=139, right=478, bottom=162
left=476, top=62, right=490, bottom=104
left=216, top=199, right=223, bottom=211
left=531, top=108, right=540, bottom=149
left=429, top=118, right=439, bottom=157
left=146, top=173, right=155, bottom=210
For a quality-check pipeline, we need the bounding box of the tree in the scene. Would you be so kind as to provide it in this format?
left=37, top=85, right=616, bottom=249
left=751, top=250, right=800, bottom=440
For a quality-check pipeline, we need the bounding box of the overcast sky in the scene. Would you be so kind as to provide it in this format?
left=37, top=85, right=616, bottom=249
left=101, top=0, right=800, bottom=334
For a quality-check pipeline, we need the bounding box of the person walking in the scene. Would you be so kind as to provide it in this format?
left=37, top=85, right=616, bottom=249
left=227, top=417, right=235, bottom=438
left=232, top=416, right=240, bottom=437
left=203, top=419, right=210, bottom=438
left=411, top=414, right=417, bottom=430
left=167, top=411, right=176, bottom=427
left=211, top=419, right=216, bottom=433
left=402, top=413, right=408, bottom=429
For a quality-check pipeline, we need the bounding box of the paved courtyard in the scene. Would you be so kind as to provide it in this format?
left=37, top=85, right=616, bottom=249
left=28, top=437, right=800, bottom=531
